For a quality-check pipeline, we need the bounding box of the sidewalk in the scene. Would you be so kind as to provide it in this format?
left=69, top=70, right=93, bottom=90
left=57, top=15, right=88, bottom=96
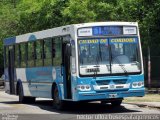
left=0, top=86, right=4, bottom=91
left=146, top=88, right=160, bottom=94
left=126, top=102, right=160, bottom=109
left=124, top=93, right=160, bottom=109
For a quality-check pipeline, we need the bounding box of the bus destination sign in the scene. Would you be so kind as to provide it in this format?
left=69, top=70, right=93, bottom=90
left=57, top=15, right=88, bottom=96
left=78, top=26, right=137, bottom=36
left=93, top=26, right=123, bottom=36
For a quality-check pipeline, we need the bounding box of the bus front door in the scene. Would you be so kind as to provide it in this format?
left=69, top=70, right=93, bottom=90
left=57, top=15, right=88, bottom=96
left=8, top=47, right=15, bottom=94
left=62, top=43, right=72, bottom=99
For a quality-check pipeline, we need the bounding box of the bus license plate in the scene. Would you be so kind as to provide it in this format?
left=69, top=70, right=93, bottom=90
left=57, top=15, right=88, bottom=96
left=109, top=94, right=117, bottom=98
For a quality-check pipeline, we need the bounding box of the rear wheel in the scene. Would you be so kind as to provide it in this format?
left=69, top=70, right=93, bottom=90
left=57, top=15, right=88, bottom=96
left=111, top=99, right=122, bottom=107
left=53, top=86, right=65, bottom=110
left=18, top=84, right=35, bottom=103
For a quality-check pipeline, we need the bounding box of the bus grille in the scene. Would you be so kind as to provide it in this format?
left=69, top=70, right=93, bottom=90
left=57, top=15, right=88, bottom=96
left=96, top=80, right=110, bottom=85
left=96, top=79, right=127, bottom=85
left=116, top=86, right=124, bottom=88
left=113, top=79, right=127, bottom=84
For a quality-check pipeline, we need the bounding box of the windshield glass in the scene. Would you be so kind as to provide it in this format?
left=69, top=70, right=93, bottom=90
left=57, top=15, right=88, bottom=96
left=79, top=39, right=109, bottom=65
left=110, top=38, right=141, bottom=74
left=78, top=38, right=141, bottom=76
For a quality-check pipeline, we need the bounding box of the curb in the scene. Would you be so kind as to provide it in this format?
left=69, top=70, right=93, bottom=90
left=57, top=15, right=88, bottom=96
left=127, top=102, right=160, bottom=109
left=0, top=87, right=4, bottom=91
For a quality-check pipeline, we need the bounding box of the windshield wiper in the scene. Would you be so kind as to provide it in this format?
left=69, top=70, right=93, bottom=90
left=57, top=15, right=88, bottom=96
left=93, top=53, right=100, bottom=79
left=99, top=41, right=102, bottom=61
left=94, top=42, right=103, bottom=79
left=110, top=48, right=128, bottom=75
left=113, top=57, right=128, bottom=75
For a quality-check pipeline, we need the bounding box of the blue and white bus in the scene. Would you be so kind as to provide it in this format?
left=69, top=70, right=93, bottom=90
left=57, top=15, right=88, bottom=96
left=3, top=22, right=145, bottom=109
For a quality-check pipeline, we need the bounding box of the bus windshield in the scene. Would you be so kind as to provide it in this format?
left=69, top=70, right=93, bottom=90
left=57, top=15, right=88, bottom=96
left=78, top=38, right=141, bottom=76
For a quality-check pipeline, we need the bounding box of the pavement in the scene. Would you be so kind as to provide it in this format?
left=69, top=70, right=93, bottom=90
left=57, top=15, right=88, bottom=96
left=0, top=86, right=160, bottom=111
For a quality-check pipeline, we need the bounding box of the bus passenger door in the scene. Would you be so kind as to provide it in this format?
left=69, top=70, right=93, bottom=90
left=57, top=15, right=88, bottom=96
left=8, top=47, right=15, bottom=94
left=62, top=43, right=72, bottom=99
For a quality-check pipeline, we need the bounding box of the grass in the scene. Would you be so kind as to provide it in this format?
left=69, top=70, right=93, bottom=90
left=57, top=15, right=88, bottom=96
left=124, top=94, right=160, bottom=102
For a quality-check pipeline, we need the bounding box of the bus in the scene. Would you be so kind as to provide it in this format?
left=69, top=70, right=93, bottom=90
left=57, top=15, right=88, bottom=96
left=3, top=22, right=145, bottom=109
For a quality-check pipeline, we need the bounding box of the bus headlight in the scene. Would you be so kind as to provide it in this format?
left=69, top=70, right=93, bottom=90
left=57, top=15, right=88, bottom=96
left=132, top=82, right=144, bottom=88
left=77, top=85, right=91, bottom=91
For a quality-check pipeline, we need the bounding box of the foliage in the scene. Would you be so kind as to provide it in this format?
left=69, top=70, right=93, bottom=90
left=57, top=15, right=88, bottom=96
left=1, top=0, right=160, bottom=75
left=62, top=0, right=96, bottom=24
left=0, top=1, right=19, bottom=75
left=17, top=0, right=67, bottom=33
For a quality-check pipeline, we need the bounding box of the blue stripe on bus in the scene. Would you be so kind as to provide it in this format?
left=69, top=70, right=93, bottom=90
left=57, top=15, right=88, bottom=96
left=28, top=34, right=37, bottom=41
left=3, top=34, right=37, bottom=46
left=25, top=67, right=61, bottom=82
left=4, top=37, right=16, bottom=46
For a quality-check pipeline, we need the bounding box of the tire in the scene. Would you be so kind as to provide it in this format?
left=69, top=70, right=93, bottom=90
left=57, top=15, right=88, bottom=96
left=111, top=99, right=122, bottom=107
left=53, top=86, right=65, bottom=110
left=100, top=101, right=107, bottom=105
left=18, top=84, right=35, bottom=103
left=25, top=97, right=36, bottom=103
left=18, top=84, right=25, bottom=103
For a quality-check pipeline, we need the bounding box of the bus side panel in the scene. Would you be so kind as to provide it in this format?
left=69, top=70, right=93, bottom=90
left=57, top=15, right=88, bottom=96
left=70, top=73, right=79, bottom=101
left=15, top=67, right=63, bottom=98
left=16, top=68, right=34, bottom=96
left=4, top=68, right=18, bottom=95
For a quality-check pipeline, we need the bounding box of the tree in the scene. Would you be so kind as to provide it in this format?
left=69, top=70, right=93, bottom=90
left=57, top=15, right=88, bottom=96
left=1, top=0, right=160, bottom=76
left=62, top=0, right=96, bottom=24
left=0, top=1, right=19, bottom=75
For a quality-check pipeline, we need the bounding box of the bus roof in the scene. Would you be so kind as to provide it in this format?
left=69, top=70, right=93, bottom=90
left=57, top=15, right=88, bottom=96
left=75, top=21, right=138, bottom=28
left=3, top=22, right=138, bottom=46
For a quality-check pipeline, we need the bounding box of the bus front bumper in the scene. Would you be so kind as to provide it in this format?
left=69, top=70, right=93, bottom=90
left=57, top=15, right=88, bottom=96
left=76, top=88, right=145, bottom=101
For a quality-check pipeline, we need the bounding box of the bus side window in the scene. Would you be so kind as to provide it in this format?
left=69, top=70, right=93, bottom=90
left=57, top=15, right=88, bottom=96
left=53, top=37, right=62, bottom=66
left=44, top=39, right=52, bottom=66
left=28, top=42, right=35, bottom=67
left=35, top=40, right=43, bottom=66
left=15, top=45, right=20, bottom=68
left=52, top=40, right=56, bottom=58
left=20, top=43, right=26, bottom=68
left=4, top=46, right=9, bottom=68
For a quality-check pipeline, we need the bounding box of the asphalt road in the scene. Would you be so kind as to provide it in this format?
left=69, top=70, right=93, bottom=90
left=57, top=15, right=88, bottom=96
left=0, top=91, right=160, bottom=120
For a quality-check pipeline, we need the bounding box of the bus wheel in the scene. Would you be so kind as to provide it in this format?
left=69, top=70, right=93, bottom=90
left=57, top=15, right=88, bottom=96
left=111, top=99, right=122, bottom=107
left=18, top=84, right=26, bottom=103
left=18, top=84, right=35, bottom=103
left=100, top=101, right=108, bottom=105
left=53, top=86, right=65, bottom=110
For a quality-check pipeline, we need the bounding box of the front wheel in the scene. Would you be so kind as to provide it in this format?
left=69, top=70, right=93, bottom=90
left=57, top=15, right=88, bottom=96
left=18, top=84, right=35, bottom=103
left=53, top=86, right=65, bottom=110
left=111, top=99, right=122, bottom=107
left=18, top=84, right=26, bottom=103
